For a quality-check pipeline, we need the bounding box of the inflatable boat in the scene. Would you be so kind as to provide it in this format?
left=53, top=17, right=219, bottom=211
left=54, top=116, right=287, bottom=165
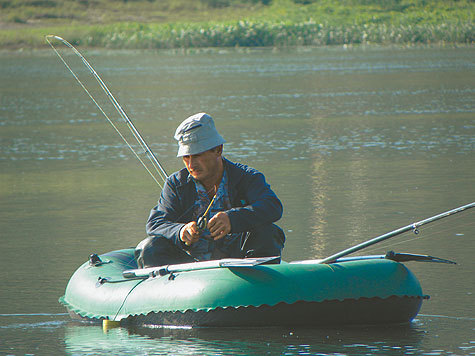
left=59, top=249, right=438, bottom=327
left=47, top=38, right=471, bottom=328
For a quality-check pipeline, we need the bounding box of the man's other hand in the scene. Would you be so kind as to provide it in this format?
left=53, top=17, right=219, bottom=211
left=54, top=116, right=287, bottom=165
left=208, top=212, right=231, bottom=240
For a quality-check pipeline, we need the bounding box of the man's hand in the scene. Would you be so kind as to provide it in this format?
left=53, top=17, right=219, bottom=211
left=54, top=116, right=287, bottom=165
left=207, top=212, right=231, bottom=240
left=180, top=221, right=200, bottom=246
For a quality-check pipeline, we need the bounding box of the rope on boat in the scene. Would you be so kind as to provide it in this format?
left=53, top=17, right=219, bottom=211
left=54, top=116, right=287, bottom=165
left=112, top=278, right=146, bottom=322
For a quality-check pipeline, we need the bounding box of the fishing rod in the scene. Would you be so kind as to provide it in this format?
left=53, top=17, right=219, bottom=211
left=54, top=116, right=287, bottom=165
left=45, top=35, right=168, bottom=187
left=319, top=202, right=474, bottom=264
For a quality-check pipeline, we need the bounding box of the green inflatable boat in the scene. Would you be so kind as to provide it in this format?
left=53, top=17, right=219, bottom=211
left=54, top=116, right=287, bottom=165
left=59, top=249, right=433, bottom=327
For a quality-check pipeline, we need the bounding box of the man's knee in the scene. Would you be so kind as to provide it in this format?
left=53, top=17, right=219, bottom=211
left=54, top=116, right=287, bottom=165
left=243, top=224, right=285, bottom=258
left=135, top=236, right=194, bottom=268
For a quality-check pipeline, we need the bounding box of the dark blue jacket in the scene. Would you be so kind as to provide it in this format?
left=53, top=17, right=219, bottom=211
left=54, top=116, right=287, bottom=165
left=146, top=158, right=283, bottom=247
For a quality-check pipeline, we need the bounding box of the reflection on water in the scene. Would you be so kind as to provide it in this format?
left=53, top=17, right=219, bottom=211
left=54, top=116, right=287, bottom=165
left=62, top=315, right=475, bottom=355
left=310, top=157, right=328, bottom=257
left=63, top=321, right=427, bottom=356
left=1, top=314, right=473, bottom=355
left=0, top=46, right=474, bottom=355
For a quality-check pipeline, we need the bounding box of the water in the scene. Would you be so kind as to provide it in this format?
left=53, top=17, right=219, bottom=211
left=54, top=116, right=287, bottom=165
left=1, top=45, right=474, bottom=355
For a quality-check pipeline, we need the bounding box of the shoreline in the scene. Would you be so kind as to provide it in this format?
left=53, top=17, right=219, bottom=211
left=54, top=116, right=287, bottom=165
left=1, top=20, right=473, bottom=51
left=1, top=42, right=473, bottom=56
left=1, top=0, right=473, bottom=50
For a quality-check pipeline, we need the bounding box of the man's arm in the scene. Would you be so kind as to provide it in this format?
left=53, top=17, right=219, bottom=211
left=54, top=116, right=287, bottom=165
left=146, top=179, right=188, bottom=246
left=226, top=168, right=283, bottom=233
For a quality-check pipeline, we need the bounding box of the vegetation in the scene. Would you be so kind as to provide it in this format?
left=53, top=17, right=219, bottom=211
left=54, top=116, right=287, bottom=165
left=0, top=0, right=473, bottom=49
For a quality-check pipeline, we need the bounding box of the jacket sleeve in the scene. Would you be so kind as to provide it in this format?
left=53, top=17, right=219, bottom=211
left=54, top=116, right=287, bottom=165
left=146, top=178, right=187, bottom=247
left=226, top=168, right=283, bottom=233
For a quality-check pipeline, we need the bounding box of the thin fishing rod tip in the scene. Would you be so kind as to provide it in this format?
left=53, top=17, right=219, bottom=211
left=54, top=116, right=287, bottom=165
left=46, top=35, right=64, bottom=41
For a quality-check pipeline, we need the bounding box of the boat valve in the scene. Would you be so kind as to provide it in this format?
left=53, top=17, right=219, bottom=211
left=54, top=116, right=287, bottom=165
left=89, top=253, right=103, bottom=266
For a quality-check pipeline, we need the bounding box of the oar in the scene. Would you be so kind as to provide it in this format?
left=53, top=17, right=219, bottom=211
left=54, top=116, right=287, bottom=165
left=123, top=255, right=280, bottom=278
left=291, top=251, right=456, bottom=265
left=318, top=202, right=474, bottom=264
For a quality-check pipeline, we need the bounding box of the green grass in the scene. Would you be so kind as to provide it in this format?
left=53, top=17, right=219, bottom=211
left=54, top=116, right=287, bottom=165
left=0, top=0, right=473, bottom=49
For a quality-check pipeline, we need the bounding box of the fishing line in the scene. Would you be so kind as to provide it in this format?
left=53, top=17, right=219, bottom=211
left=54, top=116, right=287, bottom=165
left=362, top=212, right=474, bottom=255
left=46, top=35, right=168, bottom=188
left=363, top=231, right=432, bottom=254
left=320, top=202, right=474, bottom=263
left=418, top=314, right=475, bottom=321
left=364, top=222, right=472, bottom=254
left=0, top=313, right=69, bottom=316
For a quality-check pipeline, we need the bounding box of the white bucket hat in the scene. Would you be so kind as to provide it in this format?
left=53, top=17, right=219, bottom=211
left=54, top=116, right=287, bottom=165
left=174, top=113, right=226, bottom=157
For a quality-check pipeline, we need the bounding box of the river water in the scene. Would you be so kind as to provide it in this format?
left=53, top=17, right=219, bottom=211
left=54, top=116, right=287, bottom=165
left=0, top=45, right=474, bottom=355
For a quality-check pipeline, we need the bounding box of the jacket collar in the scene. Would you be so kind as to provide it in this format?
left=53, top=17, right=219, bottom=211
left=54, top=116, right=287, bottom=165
left=176, top=157, right=241, bottom=189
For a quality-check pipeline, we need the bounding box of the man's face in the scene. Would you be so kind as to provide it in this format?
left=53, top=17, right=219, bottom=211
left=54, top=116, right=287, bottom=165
left=182, top=147, right=222, bottom=184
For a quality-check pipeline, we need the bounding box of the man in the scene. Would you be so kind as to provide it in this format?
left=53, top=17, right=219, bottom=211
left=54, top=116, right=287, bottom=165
left=135, top=113, right=285, bottom=268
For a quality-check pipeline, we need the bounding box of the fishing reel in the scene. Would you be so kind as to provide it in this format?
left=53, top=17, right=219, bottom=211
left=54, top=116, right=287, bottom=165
left=197, top=214, right=208, bottom=231
left=196, top=214, right=215, bottom=242
left=196, top=193, right=217, bottom=234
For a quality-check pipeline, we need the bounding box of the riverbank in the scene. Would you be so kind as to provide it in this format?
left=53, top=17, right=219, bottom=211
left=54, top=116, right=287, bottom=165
left=0, top=0, right=473, bottom=49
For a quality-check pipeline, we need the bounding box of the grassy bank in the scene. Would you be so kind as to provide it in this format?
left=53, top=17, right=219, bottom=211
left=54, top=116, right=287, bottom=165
left=0, top=0, right=473, bottom=49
